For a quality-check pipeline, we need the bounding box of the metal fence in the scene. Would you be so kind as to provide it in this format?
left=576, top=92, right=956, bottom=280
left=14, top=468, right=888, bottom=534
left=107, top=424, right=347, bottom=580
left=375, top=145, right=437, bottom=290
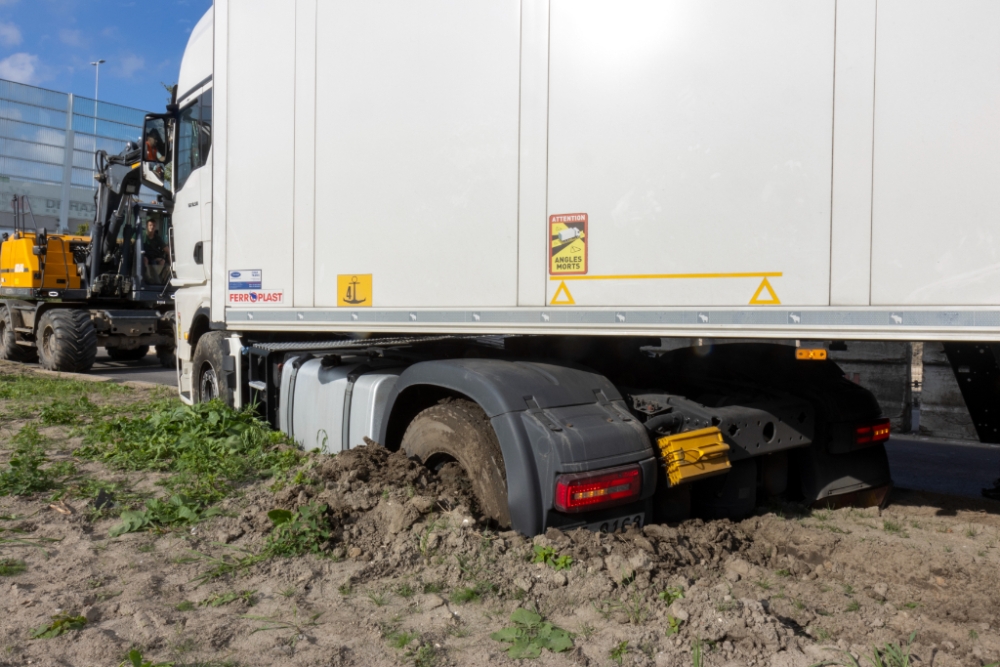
left=0, top=78, right=150, bottom=232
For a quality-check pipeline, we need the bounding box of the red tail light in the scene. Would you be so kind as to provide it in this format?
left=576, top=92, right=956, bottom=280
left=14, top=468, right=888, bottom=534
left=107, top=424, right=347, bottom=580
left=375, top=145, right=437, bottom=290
left=554, top=465, right=642, bottom=513
left=854, top=418, right=891, bottom=446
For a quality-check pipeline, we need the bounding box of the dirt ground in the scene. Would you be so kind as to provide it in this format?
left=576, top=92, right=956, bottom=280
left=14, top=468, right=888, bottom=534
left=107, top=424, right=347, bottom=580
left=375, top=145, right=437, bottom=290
left=0, top=366, right=998, bottom=667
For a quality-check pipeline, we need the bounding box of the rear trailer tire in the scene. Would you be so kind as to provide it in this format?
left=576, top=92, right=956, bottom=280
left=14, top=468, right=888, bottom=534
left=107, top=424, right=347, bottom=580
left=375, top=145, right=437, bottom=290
left=192, top=331, right=234, bottom=407
left=400, top=399, right=511, bottom=528
left=0, top=306, right=36, bottom=363
left=106, top=346, right=149, bottom=362
left=36, top=308, right=97, bottom=373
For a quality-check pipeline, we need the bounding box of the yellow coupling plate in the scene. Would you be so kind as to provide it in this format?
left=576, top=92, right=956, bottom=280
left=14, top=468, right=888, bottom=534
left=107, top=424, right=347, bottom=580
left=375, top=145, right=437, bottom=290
left=657, top=426, right=732, bottom=487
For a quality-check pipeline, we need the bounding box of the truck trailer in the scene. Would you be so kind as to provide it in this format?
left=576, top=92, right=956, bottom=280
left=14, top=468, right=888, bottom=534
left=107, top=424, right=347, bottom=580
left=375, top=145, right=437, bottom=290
left=147, top=1, right=1000, bottom=535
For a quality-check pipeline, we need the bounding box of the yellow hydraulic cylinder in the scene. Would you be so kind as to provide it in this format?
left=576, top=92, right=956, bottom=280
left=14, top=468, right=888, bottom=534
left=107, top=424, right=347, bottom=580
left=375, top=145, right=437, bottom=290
left=657, top=426, right=732, bottom=487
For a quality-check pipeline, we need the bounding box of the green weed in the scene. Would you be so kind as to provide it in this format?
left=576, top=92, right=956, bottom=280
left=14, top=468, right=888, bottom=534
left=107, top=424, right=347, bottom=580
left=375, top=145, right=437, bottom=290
left=692, top=639, right=704, bottom=667
left=666, top=615, right=684, bottom=636
left=118, top=648, right=175, bottom=667
left=776, top=569, right=791, bottom=577
left=450, top=581, right=496, bottom=605
left=110, top=495, right=220, bottom=537
left=264, top=503, right=333, bottom=557
left=659, top=586, right=684, bottom=605
left=531, top=544, right=573, bottom=571
left=610, top=640, right=630, bottom=665
left=281, top=587, right=296, bottom=598
left=30, top=613, right=86, bottom=638
left=396, top=583, right=415, bottom=599
left=368, top=591, right=389, bottom=607
left=490, top=608, right=574, bottom=659
left=846, top=600, right=860, bottom=612
left=837, top=632, right=916, bottom=667
left=175, top=600, right=195, bottom=611
left=387, top=629, right=420, bottom=649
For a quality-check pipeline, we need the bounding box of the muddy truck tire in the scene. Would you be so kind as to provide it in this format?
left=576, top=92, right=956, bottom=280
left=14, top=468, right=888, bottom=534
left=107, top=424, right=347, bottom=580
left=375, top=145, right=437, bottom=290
left=106, top=346, right=149, bottom=362
left=400, top=399, right=511, bottom=527
left=0, top=306, right=36, bottom=363
left=192, top=331, right=234, bottom=406
left=36, top=308, right=97, bottom=373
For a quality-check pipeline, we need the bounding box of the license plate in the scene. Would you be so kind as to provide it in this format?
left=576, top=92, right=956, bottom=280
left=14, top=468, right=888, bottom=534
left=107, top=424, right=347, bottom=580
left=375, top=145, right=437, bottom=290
left=584, top=512, right=644, bottom=534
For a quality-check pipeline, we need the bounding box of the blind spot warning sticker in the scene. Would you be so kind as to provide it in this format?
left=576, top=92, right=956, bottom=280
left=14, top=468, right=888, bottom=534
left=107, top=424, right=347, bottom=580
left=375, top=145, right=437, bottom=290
left=337, top=274, right=372, bottom=307
left=550, top=213, right=587, bottom=275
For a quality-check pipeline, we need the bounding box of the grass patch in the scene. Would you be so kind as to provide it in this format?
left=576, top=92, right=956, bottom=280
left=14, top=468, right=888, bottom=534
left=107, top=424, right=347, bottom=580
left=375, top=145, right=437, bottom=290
left=882, top=520, right=908, bottom=537
left=175, top=600, right=196, bottom=611
left=0, top=557, right=26, bottom=576
left=0, top=424, right=75, bottom=497
left=200, top=589, right=256, bottom=607
left=77, top=400, right=300, bottom=505
left=450, top=581, right=497, bottom=605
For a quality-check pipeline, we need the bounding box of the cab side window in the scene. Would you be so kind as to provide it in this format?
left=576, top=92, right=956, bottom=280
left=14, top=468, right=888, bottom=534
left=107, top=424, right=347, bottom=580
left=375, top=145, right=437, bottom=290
left=175, top=88, right=213, bottom=192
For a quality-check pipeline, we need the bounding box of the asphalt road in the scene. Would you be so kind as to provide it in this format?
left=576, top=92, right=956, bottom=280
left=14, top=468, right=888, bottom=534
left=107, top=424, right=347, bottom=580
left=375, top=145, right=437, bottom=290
left=886, top=435, right=1000, bottom=499
left=38, top=349, right=178, bottom=386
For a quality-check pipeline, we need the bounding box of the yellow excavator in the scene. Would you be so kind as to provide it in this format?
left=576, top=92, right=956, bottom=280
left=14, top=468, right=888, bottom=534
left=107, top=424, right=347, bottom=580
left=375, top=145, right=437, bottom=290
left=0, top=142, right=176, bottom=373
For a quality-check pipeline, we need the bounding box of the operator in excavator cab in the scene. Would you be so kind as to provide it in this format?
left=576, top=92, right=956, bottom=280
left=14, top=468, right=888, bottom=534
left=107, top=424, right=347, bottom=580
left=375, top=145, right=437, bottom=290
left=141, top=216, right=170, bottom=285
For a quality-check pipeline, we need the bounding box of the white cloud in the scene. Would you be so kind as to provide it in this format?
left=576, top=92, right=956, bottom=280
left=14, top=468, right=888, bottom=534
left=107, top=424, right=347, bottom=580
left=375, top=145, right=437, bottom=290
left=115, top=53, right=144, bottom=78
left=0, top=53, right=39, bottom=85
left=0, top=22, right=21, bottom=48
left=58, top=29, right=84, bottom=48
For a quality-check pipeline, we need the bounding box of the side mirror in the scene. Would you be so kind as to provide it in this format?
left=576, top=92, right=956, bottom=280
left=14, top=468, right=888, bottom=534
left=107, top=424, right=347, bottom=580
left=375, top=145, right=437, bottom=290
left=140, top=114, right=173, bottom=198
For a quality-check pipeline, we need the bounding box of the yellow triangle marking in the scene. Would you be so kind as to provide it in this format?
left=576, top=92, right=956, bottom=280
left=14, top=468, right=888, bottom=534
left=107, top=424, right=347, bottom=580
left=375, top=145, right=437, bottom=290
left=550, top=281, right=576, bottom=305
left=749, top=277, right=781, bottom=305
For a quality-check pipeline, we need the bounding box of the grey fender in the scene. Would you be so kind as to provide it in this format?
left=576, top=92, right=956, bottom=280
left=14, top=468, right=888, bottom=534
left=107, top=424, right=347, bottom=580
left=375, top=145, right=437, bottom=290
left=377, top=359, right=656, bottom=536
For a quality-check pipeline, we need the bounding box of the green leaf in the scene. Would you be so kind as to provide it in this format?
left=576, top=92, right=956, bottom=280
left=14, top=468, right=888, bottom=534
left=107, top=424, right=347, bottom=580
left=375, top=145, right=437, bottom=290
left=267, top=509, right=293, bottom=526
left=510, top=608, right=542, bottom=627
left=490, top=627, right=523, bottom=643
left=508, top=639, right=542, bottom=660
left=128, top=649, right=144, bottom=667
left=542, top=629, right=574, bottom=653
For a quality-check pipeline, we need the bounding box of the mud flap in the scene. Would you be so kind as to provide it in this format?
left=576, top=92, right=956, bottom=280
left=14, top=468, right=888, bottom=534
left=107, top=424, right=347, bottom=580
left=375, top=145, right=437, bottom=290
left=796, top=441, right=892, bottom=508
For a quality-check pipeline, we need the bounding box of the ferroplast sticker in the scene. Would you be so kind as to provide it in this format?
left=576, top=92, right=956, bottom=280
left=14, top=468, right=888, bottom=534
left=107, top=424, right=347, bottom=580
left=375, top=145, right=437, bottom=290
left=228, top=269, right=262, bottom=290
left=227, top=290, right=283, bottom=305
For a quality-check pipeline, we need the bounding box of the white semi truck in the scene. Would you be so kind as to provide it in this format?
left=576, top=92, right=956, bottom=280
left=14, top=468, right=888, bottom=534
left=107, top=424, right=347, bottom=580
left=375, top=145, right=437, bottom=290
left=143, top=1, right=1000, bottom=535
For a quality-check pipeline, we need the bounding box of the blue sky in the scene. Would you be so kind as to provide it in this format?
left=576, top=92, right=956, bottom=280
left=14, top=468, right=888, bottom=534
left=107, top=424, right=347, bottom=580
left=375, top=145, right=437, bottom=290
left=0, top=0, right=212, bottom=112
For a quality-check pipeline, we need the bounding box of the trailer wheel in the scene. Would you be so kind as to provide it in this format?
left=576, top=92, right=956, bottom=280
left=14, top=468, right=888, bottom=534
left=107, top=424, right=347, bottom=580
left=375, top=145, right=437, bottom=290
left=0, top=307, right=36, bottom=363
left=156, top=344, right=176, bottom=368
left=106, top=346, right=148, bottom=362
left=400, top=399, right=510, bottom=527
left=192, top=331, right=233, bottom=406
left=36, top=309, right=97, bottom=373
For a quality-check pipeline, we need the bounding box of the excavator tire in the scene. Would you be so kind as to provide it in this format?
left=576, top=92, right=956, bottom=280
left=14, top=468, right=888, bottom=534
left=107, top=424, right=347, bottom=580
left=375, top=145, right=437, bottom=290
left=156, top=344, right=176, bottom=369
left=37, top=308, right=97, bottom=373
left=0, top=305, right=36, bottom=363
left=106, top=346, right=149, bottom=362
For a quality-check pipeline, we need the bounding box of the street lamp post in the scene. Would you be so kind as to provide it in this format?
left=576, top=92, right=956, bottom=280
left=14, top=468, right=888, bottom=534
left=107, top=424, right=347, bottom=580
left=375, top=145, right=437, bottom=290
left=90, top=59, right=105, bottom=189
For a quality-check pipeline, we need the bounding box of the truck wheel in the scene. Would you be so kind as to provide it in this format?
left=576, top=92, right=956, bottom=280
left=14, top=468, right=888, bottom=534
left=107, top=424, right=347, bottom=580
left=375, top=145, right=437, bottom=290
left=400, top=399, right=510, bottom=527
left=156, top=344, right=176, bottom=368
left=36, top=309, right=97, bottom=373
left=192, top=331, right=233, bottom=406
left=106, top=346, right=148, bottom=362
left=0, top=307, right=36, bottom=363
